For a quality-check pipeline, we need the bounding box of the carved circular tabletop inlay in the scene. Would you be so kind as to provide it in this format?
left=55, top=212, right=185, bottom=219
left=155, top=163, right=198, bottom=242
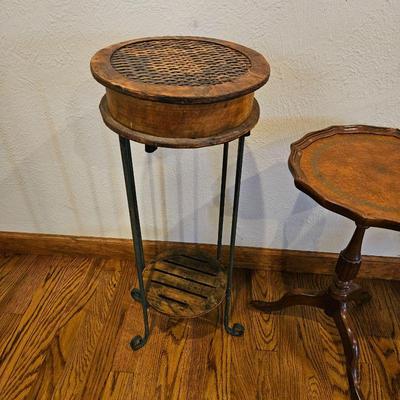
left=90, top=36, right=270, bottom=104
left=289, top=125, right=400, bottom=230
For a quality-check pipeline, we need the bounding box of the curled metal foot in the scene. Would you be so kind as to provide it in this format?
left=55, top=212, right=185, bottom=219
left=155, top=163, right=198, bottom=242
left=130, top=335, right=147, bottom=351
left=225, top=322, right=245, bottom=337
left=131, top=288, right=142, bottom=302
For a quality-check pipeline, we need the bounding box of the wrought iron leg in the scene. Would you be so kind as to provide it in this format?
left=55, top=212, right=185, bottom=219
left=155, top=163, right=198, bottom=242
left=119, top=136, right=150, bottom=351
left=217, top=143, right=229, bottom=260
left=224, top=135, right=246, bottom=336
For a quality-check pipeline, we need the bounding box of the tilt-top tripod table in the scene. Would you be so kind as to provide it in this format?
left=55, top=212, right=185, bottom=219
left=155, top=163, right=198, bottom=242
left=252, top=125, right=400, bottom=400
left=91, top=36, right=270, bottom=350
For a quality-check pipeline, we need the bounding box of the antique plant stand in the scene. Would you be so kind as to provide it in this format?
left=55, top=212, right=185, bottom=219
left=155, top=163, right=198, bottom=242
left=91, top=37, right=270, bottom=350
left=252, top=125, right=400, bottom=400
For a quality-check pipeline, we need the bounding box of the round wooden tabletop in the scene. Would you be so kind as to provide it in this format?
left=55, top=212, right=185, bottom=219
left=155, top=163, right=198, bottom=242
left=91, top=36, right=270, bottom=105
left=289, top=125, right=400, bottom=231
left=91, top=36, right=269, bottom=147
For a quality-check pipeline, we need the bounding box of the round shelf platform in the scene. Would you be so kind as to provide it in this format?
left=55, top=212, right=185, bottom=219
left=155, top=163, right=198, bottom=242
left=99, top=95, right=260, bottom=148
left=143, top=249, right=226, bottom=318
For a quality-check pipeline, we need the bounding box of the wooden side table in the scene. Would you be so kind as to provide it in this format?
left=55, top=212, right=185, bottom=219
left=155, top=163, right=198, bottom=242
left=251, top=125, right=400, bottom=399
left=91, top=37, right=269, bottom=350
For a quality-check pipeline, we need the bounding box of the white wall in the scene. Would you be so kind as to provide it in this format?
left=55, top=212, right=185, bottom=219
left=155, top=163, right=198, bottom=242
left=1, top=0, right=399, bottom=256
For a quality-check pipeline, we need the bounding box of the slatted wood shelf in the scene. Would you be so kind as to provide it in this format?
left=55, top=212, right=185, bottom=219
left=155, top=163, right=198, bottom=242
left=143, top=249, right=226, bottom=318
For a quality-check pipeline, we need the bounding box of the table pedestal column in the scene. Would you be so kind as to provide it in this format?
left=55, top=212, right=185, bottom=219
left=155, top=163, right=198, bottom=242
left=251, top=225, right=371, bottom=400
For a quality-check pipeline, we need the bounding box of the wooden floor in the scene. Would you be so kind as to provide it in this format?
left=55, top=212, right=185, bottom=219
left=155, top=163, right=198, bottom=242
left=0, top=254, right=399, bottom=399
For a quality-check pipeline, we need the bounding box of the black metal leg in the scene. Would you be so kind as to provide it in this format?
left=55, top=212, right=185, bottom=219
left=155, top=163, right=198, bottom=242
left=224, top=135, right=246, bottom=337
left=119, top=136, right=150, bottom=351
left=217, top=143, right=229, bottom=260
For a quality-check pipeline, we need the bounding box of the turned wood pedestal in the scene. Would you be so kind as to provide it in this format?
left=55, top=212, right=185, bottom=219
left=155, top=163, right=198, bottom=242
left=252, top=125, right=400, bottom=400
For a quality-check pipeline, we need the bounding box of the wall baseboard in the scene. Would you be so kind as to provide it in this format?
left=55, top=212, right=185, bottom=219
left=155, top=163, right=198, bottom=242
left=0, top=231, right=399, bottom=280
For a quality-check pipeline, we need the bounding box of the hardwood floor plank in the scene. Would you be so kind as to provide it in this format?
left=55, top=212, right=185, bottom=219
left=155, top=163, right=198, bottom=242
left=295, top=274, right=336, bottom=399
left=252, top=271, right=349, bottom=399
left=255, top=351, right=281, bottom=399
left=81, top=259, right=133, bottom=400
left=119, top=311, right=215, bottom=400
left=355, top=279, right=400, bottom=399
left=297, top=308, right=334, bottom=399
left=0, top=255, right=37, bottom=304
left=361, top=361, right=396, bottom=400
left=185, top=316, right=220, bottom=400
left=101, top=371, right=135, bottom=400
left=251, top=270, right=307, bottom=399
left=314, top=310, right=349, bottom=399
left=149, top=318, right=193, bottom=400
left=203, top=314, right=231, bottom=400
left=0, top=256, right=102, bottom=400
left=358, top=279, right=395, bottom=340
left=250, top=270, right=281, bottom=351
left=277, top=304, right=307, bottom=399
left=0, top=254, right=398, bottom=399
left=26, top=310, right=85, bottom=400
left=27, top=255, right=110, bottom=399
left=1, top=256, right=50, bottom=314
left=230, top=270, right=257, bottom=400
left=0, top=313, right=22, bottom=358
left=0, top=256, right=16, bottom=274
left=140, top=312, right=221, bottom=400
left=51, top=261, right=121, bottom=399
left=110, top=301, right=146, bottom=373
left=365, top=337, right=400, bottom=399
left=351, top=278, right=398, bottom=381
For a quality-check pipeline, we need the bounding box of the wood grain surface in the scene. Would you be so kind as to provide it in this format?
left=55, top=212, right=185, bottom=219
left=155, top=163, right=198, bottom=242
left=99, top=95, right=259, bottom=149
left=143, top=249, right=227, bottom=318
left=289, top=125, right=400, bottom=231
left=0, top=254, right=399, bottom=399
left=91, top=36, right=269, bottom=147
left=106, top=89, right=254, bottom=139
left=90, top=36, right=270, bottom=105
left=1, top=231, right=399, bottom=281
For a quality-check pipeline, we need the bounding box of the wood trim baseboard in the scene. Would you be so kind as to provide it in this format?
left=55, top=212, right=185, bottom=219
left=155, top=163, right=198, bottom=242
left=0, top=231, right=399, bottom=280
